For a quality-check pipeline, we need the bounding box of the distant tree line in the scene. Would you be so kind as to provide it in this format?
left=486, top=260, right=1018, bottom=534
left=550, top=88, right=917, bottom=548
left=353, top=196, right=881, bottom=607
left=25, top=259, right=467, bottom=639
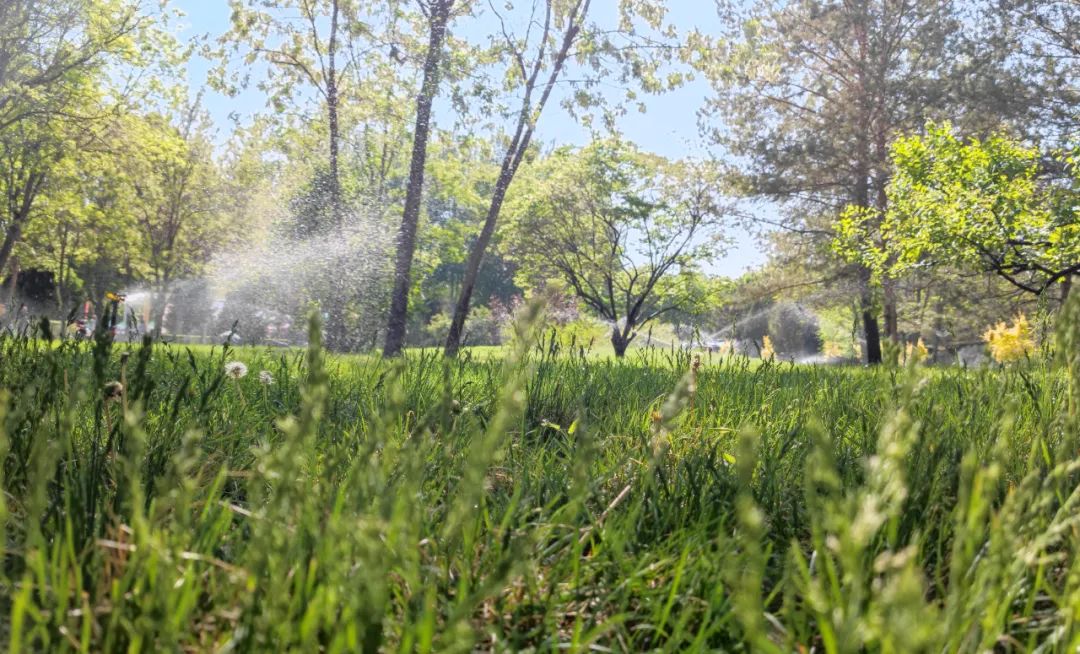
left=2, top=0, right=1075, bottom=359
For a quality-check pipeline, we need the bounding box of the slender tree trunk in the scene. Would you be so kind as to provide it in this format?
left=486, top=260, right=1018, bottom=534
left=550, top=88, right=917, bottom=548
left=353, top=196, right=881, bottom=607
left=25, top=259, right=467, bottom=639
left=0, top=220, right=22, bottom=279
left=854, top=149, right=882, bottom=364
left=444, top=0, right=589, bottom=357
left=55, top=224, right=67, bottom=310
left=315, top=2, right=347, bottom=348
left=875, top=176, right=899, bottom=343
left=383, top=0, right=454, bottom=357
left=443, top=167, right=514, bottom=357
left=860, top=283, right=882, bottom=365
left=872, top=72, right=899, bottom=345
left=153, top=296, right=168, bottom=339
left=326, top=0, right=343, bottom=229
left=848, top=17, right=884, bottom=365
left=152, top=305, right=165, bottom=339
left=882, top=278, right=898, bottom=340
left=0, top=171, right=44, bottom=279
left=4, top=257, right=18, bottom=316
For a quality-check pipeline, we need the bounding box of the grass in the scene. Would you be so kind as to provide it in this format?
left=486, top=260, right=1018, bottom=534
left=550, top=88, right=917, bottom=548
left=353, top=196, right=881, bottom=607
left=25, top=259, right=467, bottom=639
left=1, top=299, right=1078, bottom=652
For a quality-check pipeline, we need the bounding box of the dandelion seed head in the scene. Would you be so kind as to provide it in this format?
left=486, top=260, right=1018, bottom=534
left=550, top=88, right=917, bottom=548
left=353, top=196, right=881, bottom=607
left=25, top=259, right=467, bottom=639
left=258, top=370, right=274, bottom=385
left=225, top=361, right=248, bottom=380
left=103, top=381, right=124, bottom=401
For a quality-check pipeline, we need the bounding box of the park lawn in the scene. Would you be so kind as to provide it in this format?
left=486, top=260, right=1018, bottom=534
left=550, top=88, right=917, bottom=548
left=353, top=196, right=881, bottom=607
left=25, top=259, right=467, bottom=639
left=0, top=318, right=1077, bottom=652
left=157, top=337, right=678, bottom=362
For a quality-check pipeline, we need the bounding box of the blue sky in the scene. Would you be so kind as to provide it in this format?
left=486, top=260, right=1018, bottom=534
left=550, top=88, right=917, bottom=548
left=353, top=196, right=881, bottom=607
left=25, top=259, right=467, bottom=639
left=168, top=0, right=767, bottom=277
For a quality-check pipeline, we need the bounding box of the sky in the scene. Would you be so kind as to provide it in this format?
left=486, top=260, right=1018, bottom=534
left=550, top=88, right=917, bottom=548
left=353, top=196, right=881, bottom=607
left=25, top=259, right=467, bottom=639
left=168, top=0, right=768, bottom=277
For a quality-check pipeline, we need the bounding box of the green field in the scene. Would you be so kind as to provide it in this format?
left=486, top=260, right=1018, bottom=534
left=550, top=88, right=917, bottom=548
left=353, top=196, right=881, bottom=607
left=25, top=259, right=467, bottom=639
left=1, top=312, right=1078, bottom=653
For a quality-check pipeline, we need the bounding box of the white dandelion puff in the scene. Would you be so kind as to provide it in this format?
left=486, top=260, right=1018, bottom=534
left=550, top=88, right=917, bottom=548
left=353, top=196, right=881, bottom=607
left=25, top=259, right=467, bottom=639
left=103, top=381, right=124, bottom=401
left=258, top=370, right=274, bottom=385
left=224, top=361, right=248, bottom=380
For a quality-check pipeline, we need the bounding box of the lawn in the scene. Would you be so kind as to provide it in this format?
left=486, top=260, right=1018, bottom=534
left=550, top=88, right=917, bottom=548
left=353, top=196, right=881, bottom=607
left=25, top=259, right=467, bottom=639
left=1, top=311, right=1078, bottom=652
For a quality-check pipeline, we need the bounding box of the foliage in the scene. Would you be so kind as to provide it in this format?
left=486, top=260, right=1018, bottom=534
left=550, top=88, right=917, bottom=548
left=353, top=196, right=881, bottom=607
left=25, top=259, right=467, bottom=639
left=119, top=108, right=238, bottom=285
left=424, top=305, right=501, bottom=346
left=836, top=123, right=1080, bottom=298
left=440, top=0, right=684, bottom=355
left=983, top=312, right=1037, bottom=363
left=691, top=0, right=1064, bottom=362
left=504, top=139, right=728, bottom=355
left=0, top=0, right=181, bottom=278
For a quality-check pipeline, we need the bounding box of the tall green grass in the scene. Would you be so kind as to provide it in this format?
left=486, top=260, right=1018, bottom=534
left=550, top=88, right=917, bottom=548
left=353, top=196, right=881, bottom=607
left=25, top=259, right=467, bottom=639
left=1, top=298, right=1078, bottom=652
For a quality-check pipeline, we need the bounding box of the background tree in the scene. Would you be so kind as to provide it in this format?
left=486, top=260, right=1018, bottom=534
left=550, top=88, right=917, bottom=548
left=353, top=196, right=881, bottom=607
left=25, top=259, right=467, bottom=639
left=504, top=140, right=727, bottom=356
left=836, top=123, right=1079, bottom=303
left=0, top=0, right=155, bottom=130
left=693, top=0, right=1030, bottom=363
left=442, top=0, right=680, bottom=356
left=0, top=0, right=171, bottom=280
left=115, top=103, right=237, bottom=336
left=0, top=117, right=52, bottom=280
left=409, top=135, right=519, bottom=345
left=994, top=0, right=1079, bottom=139
left=218, top=0, right=401, bottom=229
left=384, top=0, right=463, bottom=357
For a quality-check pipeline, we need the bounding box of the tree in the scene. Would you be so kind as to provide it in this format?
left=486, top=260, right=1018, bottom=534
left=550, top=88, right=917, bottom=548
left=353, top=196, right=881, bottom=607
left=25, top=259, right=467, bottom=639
left=989, top=1, right=1080, bottom=141
left=113, top=103, right=236, bottom=336
left=411, top=136, right=517, bottom=341
left=384, top=0, right=462, bottom=357
left=505, top=140, right=727, bottom=357
left=694, top=0, right=1017, bottom=363
left=836, top=123, right=1079, bottom=303
left=0, top=0, right=152, bottom=131
left=1001, top=0, right=1079, bottom=59
left=441, top=0, right=678, bottom=356
left=0, top=0, right=167, bottom=279
left=0, top=118, right=51, bottom=280
left=218, top=0, right=398, bottom=228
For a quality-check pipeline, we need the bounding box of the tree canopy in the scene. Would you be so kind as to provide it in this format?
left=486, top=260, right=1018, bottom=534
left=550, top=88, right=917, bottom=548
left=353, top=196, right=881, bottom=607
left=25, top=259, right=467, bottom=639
left=504, top=139, right=728, bottom=355
left=836, top=123, right=1079, bottom=300
left=0, top=0, right=1076, bottom=360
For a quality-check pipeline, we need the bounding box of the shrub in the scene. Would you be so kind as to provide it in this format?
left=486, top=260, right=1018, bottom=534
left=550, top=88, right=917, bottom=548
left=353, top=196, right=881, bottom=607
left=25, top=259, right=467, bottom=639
left=983, top=312, right=1036, bottom=363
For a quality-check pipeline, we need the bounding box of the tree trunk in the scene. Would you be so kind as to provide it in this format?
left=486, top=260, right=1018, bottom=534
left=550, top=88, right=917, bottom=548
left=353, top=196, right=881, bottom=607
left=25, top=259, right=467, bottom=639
left=0, top=220, right=22, bottom=279
left=860, top=281, right=882, bottom=365
left=383, top=1, right=453, bottom=357
left=326, top=0, right=343, bottom=229
left=4, top=257, right=19, bottom=317
left=153, top=301, right=168, bottom=339
left=443, top=0, right=588, bottom=357
left=55, top=225, right=67, bottom=310
left=323, top=3, right=346, bottom=349
left=0, top=171, right=44, bottom=279
left=853, top=125, right=882, bottom=364
left=873, top=96, right=898, bottom=344
left=611, top=327, right=631, bottom=358
left=882, top=277, right=898, bottom=341
left=443, top=167, right=514, bottom=357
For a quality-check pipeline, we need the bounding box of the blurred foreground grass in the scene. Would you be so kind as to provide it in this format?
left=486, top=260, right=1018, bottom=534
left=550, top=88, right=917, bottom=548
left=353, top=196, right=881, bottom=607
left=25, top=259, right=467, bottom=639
left=1, top=300, right=1079, bottom=652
